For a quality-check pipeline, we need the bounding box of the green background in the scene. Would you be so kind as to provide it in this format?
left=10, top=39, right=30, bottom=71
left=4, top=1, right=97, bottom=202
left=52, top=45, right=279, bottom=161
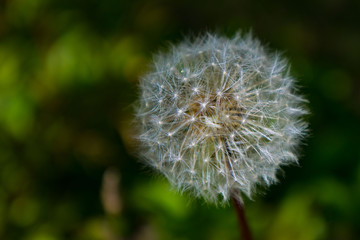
left=0, top=0, right=359, bottom=239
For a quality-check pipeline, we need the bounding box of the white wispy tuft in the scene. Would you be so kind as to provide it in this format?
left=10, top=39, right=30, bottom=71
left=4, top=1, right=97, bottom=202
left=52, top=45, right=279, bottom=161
left=135, top=32, right=308, bottom=204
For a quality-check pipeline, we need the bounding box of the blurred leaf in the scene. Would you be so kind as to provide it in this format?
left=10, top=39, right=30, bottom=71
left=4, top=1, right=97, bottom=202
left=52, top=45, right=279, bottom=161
left=0, top=47, right=20, bottom=89
left=0, top=91, right=34, bottom=140
left=267, top=191, right=326, bottom=240
left=24, top=224, right=60, bottom=240
left=43, top=25, right=104, bottom=89
left=9, top=195, right=40, bottom=227
left=132, top=179, right=190, bottom=219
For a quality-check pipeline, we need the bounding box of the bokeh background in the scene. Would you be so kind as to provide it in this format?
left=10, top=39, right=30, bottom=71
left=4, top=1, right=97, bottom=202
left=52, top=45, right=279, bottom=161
left=0, top=0, right=360, bottom=239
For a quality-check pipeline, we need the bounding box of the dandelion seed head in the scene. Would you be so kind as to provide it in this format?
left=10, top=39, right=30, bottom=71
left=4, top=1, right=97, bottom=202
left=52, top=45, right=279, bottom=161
left=136, top=32, right=308, bottom=204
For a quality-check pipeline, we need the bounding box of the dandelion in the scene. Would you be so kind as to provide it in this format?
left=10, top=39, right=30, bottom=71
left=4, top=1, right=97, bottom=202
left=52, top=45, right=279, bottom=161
left=135, top=32, right=308, bottom=235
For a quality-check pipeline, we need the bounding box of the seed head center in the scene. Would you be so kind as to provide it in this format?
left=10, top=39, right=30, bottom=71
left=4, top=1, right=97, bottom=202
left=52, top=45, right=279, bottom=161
left=185, top=92, right=243, bottom=130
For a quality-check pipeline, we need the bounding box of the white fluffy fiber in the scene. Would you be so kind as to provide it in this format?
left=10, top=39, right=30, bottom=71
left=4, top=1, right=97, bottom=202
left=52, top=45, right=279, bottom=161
left=136, top=33, right=308, bottom=204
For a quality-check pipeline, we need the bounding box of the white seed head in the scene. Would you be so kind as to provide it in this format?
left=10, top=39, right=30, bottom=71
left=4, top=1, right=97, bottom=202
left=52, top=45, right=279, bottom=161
left=135, top=32, right=308, bottom=204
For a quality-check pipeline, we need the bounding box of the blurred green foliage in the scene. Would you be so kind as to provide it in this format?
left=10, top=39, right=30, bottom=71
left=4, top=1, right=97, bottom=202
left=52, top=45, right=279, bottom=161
left=0, top=0, right=360, bottom=239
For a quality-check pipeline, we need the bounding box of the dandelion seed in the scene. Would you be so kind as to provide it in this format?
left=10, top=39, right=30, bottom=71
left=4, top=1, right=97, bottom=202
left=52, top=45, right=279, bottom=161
left=177, top=109, right=183, bottom=115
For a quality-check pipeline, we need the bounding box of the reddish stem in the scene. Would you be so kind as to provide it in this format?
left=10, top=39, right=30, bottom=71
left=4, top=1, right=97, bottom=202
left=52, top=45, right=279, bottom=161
left=231, top=195, right=253, bottom=240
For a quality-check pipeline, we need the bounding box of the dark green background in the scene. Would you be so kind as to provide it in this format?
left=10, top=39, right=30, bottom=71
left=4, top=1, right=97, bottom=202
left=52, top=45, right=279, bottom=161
left=0, top=0, right=359, bottom=239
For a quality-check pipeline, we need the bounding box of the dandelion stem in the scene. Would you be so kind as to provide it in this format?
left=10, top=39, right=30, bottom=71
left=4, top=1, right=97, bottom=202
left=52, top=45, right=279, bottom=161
left=231, top=195, right=253, bottom=240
